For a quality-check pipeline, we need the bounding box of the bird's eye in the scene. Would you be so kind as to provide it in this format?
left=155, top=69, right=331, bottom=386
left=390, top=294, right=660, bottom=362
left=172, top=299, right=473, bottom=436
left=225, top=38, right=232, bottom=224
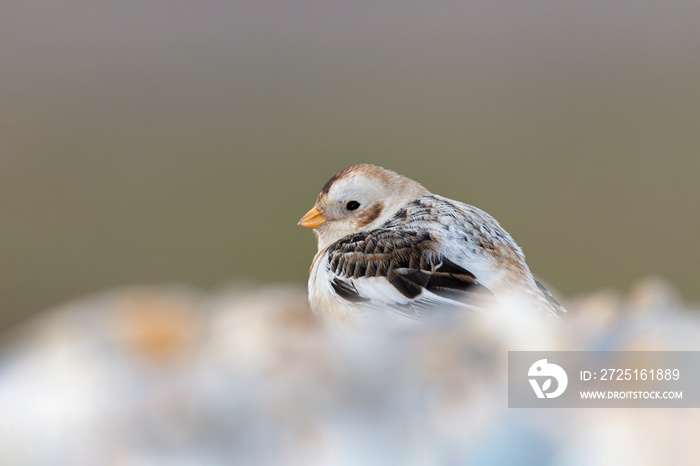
left=346, top=200, right=361, bottom=211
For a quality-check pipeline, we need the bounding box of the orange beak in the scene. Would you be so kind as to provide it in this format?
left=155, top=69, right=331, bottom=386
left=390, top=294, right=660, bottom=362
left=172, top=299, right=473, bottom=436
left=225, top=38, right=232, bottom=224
left=298, top=206, right=327, bottom=229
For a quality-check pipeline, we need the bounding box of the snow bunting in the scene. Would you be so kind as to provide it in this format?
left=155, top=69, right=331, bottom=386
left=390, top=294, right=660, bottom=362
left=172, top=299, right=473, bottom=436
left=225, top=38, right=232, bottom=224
left=298, top=164, right=565, bottom=327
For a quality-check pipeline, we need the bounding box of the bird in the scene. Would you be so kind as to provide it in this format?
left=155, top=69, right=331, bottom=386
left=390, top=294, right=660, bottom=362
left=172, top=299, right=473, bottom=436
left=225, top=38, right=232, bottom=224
left=298, top=164, right=565, bottom=328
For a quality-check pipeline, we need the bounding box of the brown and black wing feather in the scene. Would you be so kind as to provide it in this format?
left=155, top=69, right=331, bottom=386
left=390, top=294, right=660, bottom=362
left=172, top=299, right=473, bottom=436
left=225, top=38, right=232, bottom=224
left=326, top=229, right=493, bottom=315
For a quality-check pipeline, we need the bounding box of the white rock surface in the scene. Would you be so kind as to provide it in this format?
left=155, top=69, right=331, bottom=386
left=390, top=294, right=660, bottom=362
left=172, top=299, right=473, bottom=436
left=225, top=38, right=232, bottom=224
left=0, top=279, right=698, bottom=465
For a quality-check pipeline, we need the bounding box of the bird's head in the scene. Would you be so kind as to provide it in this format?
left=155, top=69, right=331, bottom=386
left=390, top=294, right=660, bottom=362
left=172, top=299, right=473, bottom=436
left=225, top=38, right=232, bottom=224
left=298, top=164, right=429, bottom=250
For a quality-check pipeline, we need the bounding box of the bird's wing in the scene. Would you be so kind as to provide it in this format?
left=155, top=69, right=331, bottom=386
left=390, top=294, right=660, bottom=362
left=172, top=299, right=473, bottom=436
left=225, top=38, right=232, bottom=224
left=325, top=229, right=494, bottom=318
left=535, top=280, right=567, bottom=314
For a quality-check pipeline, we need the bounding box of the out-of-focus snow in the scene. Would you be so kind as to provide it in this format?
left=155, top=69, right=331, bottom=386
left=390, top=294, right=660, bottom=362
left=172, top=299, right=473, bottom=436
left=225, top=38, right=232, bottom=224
left=0, top=278, right=698, bottom=465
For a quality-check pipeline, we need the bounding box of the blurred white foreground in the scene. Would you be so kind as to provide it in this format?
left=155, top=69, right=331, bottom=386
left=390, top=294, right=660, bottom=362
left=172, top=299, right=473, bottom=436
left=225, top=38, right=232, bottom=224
left=1, top=278, right=699, bottom=465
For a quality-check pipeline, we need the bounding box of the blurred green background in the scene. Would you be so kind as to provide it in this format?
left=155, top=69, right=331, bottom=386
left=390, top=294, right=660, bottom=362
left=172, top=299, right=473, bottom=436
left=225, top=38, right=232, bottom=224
left=2, top=1, right=699, bottom=331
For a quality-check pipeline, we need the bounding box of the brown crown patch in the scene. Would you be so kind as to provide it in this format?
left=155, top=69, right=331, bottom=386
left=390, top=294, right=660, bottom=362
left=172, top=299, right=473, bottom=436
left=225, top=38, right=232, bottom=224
left=317, top=164, right=393, bottom=202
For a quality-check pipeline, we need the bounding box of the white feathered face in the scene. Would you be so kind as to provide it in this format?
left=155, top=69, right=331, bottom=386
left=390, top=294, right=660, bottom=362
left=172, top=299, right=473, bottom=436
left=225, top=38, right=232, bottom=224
left=298, top=164, right=429, bottom=249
